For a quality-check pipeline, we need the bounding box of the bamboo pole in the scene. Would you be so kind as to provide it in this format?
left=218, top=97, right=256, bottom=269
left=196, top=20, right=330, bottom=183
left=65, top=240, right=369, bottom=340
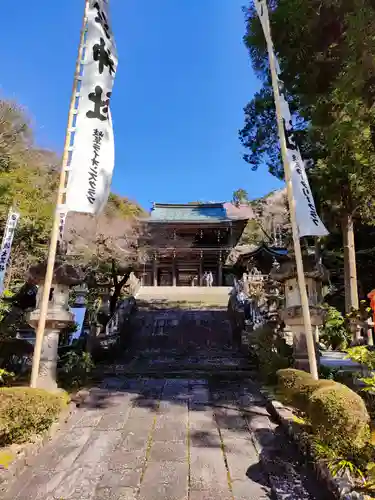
left=30, top=0, right=90, bottom=388
left=262, top=9, right=318, bottom=379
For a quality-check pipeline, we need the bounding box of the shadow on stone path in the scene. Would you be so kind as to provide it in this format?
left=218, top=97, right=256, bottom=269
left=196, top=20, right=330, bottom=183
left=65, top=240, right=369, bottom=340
left=2, top=377, right=334, bottom=500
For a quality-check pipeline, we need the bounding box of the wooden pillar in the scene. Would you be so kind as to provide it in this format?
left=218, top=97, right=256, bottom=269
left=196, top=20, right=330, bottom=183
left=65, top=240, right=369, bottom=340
left=172, top=254, right=177, bottom=286
left=229, top=223, right=234, bottom=247
left=218, top=251, right=223, bottom=286
left=199, top=251, right=203, bottom=286
left=153, top=256, right=158, bottom=286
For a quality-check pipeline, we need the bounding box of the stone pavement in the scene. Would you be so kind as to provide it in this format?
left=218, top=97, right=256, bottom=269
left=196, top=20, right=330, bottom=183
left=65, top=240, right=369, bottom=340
left=3, top=377, right=332, bottom=500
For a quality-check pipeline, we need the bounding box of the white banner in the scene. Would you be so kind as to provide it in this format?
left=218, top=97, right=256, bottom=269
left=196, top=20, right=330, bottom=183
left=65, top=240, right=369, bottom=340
left=254, top=0, right=328, bottom=237
left=66, top=0, right=118, bottom=215
left=0, top=209, right=20, bottom=293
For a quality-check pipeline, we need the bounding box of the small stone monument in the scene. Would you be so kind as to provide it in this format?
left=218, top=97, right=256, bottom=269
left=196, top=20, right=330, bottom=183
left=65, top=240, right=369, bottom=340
left=270, top=251, right=329, bottom=371
left=27, top=258, right=84, bottom=390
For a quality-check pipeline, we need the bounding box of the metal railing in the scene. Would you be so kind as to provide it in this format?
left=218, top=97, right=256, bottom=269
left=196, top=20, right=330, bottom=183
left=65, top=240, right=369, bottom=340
left=105, top=296, right=136, bottom=337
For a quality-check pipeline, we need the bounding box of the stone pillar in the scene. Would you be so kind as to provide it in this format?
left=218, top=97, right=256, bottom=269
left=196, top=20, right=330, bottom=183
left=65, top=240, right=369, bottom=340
left=349, top=318, right=362, bottom=344
left=294, top=329, right=310, bottom=371
left=38, top=328, right=60, bottom=391
left=367, top=318, right=374, bottom=346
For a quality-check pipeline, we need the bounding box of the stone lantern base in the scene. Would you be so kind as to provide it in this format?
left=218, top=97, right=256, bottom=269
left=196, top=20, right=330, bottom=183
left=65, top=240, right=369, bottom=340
left=281, top=306, right=325, bottom=373
left=28, top=308, right=75, bottom=391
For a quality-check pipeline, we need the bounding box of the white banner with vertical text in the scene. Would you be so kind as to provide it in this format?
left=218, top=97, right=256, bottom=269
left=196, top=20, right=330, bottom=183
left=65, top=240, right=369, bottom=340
left=66, top=0, right=118, bottom=215
left=254, top=0, right=328, bottom=237
left=0, top=209, right=20, bottom=294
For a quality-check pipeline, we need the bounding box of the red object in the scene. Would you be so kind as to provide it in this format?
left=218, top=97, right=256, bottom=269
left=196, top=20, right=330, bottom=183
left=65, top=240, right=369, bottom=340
left=367, top=289, right=375, bottom=324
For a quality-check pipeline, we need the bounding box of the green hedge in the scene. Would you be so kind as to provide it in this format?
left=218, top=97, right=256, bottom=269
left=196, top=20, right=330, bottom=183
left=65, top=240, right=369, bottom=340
left=0, top=388, right=69, bottom=447
left=276, top=368, right=335, bottom=412
left=309, top=383, right=370, bottom=451
left=276, top=368, right=370, bottom=452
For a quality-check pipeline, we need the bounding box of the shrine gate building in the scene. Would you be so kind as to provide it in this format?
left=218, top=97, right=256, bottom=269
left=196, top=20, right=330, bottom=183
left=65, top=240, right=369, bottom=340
left=138, top=202, right=249, bottom=287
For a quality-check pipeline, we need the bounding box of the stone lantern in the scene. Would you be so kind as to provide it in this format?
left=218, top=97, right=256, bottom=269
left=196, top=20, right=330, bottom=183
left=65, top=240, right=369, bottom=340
left=69, top=283, right=88, bottom=308
left=27, top=259, right=84, bottom=390
left=270, top=251, right=329, bottom=371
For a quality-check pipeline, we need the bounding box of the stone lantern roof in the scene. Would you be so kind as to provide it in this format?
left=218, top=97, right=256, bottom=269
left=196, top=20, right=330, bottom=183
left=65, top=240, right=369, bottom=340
left=270, top=251, right=329, bottom=283
left=28, top=258, right=84, bottom=286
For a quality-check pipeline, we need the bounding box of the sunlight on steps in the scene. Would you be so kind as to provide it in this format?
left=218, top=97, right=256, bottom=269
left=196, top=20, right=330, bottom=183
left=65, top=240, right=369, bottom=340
left=135, top=286, right=232, bottom=307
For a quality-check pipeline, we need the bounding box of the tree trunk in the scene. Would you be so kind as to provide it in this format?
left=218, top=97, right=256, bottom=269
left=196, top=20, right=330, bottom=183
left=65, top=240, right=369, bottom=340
left=109, top=272, right=131, bottom=315
left=342, top=212, right=359, bottom=312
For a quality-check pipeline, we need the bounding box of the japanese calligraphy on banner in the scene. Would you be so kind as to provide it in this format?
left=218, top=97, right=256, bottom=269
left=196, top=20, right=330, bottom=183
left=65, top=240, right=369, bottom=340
left=65, top=0, right=117, bottom=215
left=58, top=211, right=67, bottom=242
left=253, top=0, right=328, bottom=237
left=0, top=210, right=20, bottom=294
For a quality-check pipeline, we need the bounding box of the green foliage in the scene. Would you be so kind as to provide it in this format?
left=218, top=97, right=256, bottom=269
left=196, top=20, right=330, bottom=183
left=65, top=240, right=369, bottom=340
left=276, top=368, right=335, bottom=412
left=318, top=365, right=340, bottom=381
left=0, top=387, right=68, bottom=446
left=58, top=322, right=79, bottom=347
left=0, top=289, right=15, bottom=338
left=0, top=98, right=145, bottom=285
left=360, top=374, right=375, bottom=394
left=106, top=193, right=146, bottom=218
left=312, top=440, right=367, bottom=480
left=0, top=369, right=14, bottom=387
left=58, top=351, right=94, bottom=389
left=232, top=188, right=249, bottom=206
left=241, top=0, right=375, bottom=209
left=346, top=346, right=375, bottom=370
left=277, top=368, right=371, bottom=472
left=240, top=0, right=375, bottom=311
left=309, top=383, right=370, bottom=451
left=250, top=325, right=293, bottom=383
left=0, top=338, right=33, bottom=373
left=320, top=305, right=351, bottom=350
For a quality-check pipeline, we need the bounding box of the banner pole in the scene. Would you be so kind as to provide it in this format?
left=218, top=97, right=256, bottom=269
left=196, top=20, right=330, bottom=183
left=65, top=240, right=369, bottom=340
left=30, top=0, right=90, bottom=388
left=263, top=12, right=318, bottom=379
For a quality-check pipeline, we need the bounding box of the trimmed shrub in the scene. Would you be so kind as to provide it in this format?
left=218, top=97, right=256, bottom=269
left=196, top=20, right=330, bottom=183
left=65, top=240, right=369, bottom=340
left=58, top=351, right=94, bottom=389
left=276, top=368, right=335, bottom=412
left=251, top=325, right=293, bottom=384
left=309, top=383, right=370, bottom=451
left=0, top=388, right=69, bottom=446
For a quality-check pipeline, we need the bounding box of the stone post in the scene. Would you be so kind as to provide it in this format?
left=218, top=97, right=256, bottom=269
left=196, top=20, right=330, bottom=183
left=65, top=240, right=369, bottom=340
left=27, top=260, right=83, bottom=390
left=349, top=318, right=362, bottom=344
left=271, top=253, right=328, bottom=373
left=367, top=318, right=374, bottom=346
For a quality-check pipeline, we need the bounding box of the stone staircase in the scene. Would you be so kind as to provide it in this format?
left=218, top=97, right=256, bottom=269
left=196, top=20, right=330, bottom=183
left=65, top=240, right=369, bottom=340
left=97, top=286, right=254, bottom=378
left=135, top=286, right=232, bottom=308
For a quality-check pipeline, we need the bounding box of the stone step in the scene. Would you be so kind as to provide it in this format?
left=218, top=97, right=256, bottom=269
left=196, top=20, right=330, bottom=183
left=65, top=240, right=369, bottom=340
left=94, top=366, right=257, bottom=379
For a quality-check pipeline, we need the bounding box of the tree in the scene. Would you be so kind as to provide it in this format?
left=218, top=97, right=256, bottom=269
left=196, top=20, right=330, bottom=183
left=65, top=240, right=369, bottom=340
left=239, top=0, right=375, bottom=311
left=65, top=212, right=143, bottom=316
left=0, top=99, right=60, bottom=283
left=232, top=188, right=249, bottom=207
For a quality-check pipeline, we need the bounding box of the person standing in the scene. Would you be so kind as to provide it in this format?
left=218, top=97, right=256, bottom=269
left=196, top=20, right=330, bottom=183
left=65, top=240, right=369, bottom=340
left=208, top=271, right=213, bottom=287
left=203, top=271, right=209, bottom=287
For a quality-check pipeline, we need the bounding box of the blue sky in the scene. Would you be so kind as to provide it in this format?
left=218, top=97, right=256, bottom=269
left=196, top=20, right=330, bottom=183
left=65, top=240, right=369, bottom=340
left=1, top=1, right=283, bottom=211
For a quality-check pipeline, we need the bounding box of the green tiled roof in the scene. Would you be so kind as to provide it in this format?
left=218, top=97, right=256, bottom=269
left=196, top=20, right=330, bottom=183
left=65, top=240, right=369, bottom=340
left=150, top=203, right=230, bottom=222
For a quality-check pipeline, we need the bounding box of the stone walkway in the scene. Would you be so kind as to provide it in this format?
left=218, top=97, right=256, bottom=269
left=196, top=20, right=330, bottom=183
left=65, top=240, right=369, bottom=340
left=3, top=377, right=332, bottom=500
